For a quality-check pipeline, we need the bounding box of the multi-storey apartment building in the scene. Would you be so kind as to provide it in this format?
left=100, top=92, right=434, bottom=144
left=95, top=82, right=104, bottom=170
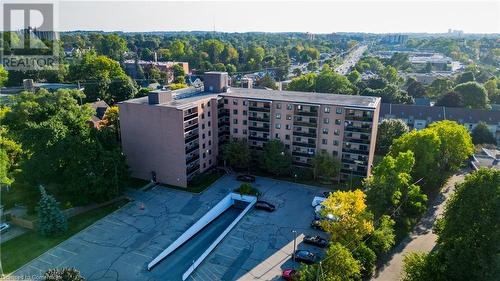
left=119, top=72, right=381, bottom=187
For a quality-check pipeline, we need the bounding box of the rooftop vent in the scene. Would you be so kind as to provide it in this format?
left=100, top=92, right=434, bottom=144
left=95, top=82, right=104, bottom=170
left=148, top=90, right=172, bottom=105
left=204, top=72, right=229, bottom=93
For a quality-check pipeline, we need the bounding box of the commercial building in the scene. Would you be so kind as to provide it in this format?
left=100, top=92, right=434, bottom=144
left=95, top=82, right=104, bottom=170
left=119, top=72, right=381, bottom=187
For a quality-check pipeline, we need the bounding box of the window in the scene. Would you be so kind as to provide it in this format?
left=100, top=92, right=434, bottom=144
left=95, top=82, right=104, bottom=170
left=224, top=99, right=228, bottom=104
left=208, top=121, right=211, bottom=127
left=285, top=144, right=290, bottom=150
left=287, top=104, right=292, bottom=110
left=335, top=119, right=341, bottom=125
left=323, top=128, right=328, bottom=134
left=203, top=163, right=206, bottom=168
left=334, top=129, right=340, bottom=136
left=201, top=103, right=205, bottom=109
left=202, top=143, right=206, bottom=149
left=208, top=111, right=211, bottom=117
left=285, top=134, right=290, bottom=140
left=275, top=133, right=280, bottom=139
left=233, top=109, right=238, bottom=115
left=243, top=110, right=247, bottom=116
left=201, top=113, right=205, bottom=119
left=286, top=124, right=291, bottom=130
left=208, top=131, right=211, bottom=136
left=233, top=99, right=238, bottom=105
left=243, top=129, right=247, bottom=135
left=233, top=119, right=238, bottom=124
left=333, top=140, right=339, bottom=146
left=209, top=159, right=212, bottom=165
left=336, top=108, right=343, bottom=114
left=243, top=100, right=247, bottom=106
left=207, top=101, right=210, bottom=106
left=276, top=113, right=281, bottom=119
left=233, top=128, right=238, bottom=134
left=208, top=149, right=212, bottom=155
left=333, top=151, right=338, bottom=156
left=322, top=139, right=327, bottom=145
left=286, top=115, right=292, bottom=120
left=324, top=107, right=330, bottom=113
left=243, top=120, right=247, bottom=125
left=276, top=103, right=282, bottom=109
left=323, top=118, right=329, bottom=124
left=202, top=124, right=205, bottom=129
left=202, top=133, right=206, bottom=139
left=203, top=152, right=206, bottom=159
left=208, top=140, right=211, bottom=145
left=276, top=123, right=281, bottom=129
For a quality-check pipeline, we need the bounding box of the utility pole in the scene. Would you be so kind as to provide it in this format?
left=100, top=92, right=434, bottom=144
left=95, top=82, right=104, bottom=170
left=291, top=230, right=297, bottom=261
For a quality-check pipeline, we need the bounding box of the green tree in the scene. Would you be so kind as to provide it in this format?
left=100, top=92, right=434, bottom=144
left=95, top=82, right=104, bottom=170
left=381, top=66, right=400, bottom=84
left=0, top=65, right=8, bottom=87
left=401, top=252, right=435, bottom=281
left=257, top=74, right=278, bottom=90
left=311, top=150, right=340, bottom=180
left=94, top=34, right=127, bottom=61
left=427, top=78, right=454, bottom=99
left=37, top=186, right=68, bottom=237
left=347, top=70, right=361, bottom=84
left=221, top=139, right=251, bottom=171
left=406, top=79, right=427, bottom=98
left=483, top=78, right=499, bottom=101
left=44, top=267, right=85, bottom=281
left=287, top=73, right=316, bottom=92
left=435, top=91, right=463, bottom=107
left=315, top=68, right=354, bottom=95
left=376, top=119, right=409, bottom=155
left=108, top=75, right=138, bottom=103
left=471, top=122, right=496, bottom=145
left=352, top=242, right=377, bottom=278
left=455, top=71, right=475, bottom=84
left=365, top=151, right=427, bottom=221
left=300, top=243, right=361, bottom=281
left=368, top=215, right=396, bottom=255
left=261, top=140, right=292, bottom=176
left=454, top=82, right=489, bottom=109
left=170, top=39, right=186, bottom=59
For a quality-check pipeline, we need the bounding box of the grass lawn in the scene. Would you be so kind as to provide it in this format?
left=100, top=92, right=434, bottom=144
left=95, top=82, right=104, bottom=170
left=0, top=199, right=129, bottom=274
left=160, top=170, right=224, bottom=193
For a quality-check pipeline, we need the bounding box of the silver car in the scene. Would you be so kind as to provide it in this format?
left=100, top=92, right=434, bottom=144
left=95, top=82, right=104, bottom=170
left=0, top=222, right=10, bottom=233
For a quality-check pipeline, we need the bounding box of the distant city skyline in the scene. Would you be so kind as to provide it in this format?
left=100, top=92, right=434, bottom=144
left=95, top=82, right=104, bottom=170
left=50, top=1, right=500, bottom=34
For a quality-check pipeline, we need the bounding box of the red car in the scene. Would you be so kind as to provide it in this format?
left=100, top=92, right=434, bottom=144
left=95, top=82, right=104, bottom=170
left=282, top=269, right=300, bottom=281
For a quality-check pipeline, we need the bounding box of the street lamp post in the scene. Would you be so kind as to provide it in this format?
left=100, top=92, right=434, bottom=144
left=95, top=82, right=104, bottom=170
left=291, top=230, right=297, bottom=261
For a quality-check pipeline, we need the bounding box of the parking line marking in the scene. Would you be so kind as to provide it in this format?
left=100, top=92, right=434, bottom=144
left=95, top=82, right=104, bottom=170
left=132, top=251, right=153, bottom=259
left=38, top=259, right=53, bottom=266
left=47, top=252, right=60, bottom=259
left=28, top=265, right=44, bottom=272
left=103, top=219, right=125, bottom=226
left=57, top=247, right=77, bottom=255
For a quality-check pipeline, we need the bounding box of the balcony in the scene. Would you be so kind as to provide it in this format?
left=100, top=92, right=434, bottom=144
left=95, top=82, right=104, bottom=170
left=293, top=161, right=312, bottom=168
left=344, top=126, right=372, bottom=134
left=293, top=131, right=317, bottom=138
left=340, top=168, right=367, bottom=177
left=186, top=153, right=200, bottom=164
left=248, top=136, right=269, bottom=142
left=187, top=164, right=200, bottom=176
left=218, top=121, right=230, bottom=127
left=343, top=137, right=371, bottom=145
left=341, top=158, right=368, bottom=166
left=184, top=123, right=199, bottom=132
left=249, top=116, right=270, bottom=122
left=345, top=115, right=373, bottom=122
left=293, top=121, right=317, bottom=128
left=292, top=151, right=314, bottom=158
left=248, top=126, right=270, bottom=132
left=342, top=148, right=369, bottom=155
left=185, top=134, right=199, bottom=143
left=249, top=145, right=264, bottom=151
left=293, top=142, right=316, bottom=148
left=248, top=106, right=270, bottom=112
left=294, top=110, right=318, bottom=117
left=183, top=112, right=198, bottom=121
left=185, top=145, right=199, bottom=154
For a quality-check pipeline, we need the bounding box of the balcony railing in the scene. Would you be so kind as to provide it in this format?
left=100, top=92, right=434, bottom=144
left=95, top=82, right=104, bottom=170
left=292, top=151, right=315, bottom=158
left=341, top=158, right=368, bottom=166
left=294, top=110, right=318, bottom=117
left=248, top=106, right=270, bottom=112
left=184, top=134, right=199, bottom=143
left=186, top=163, right=200, bottom=175
left=185, top=145, right=199, bottom=154
left=183, top=112, right=198, bottom=121
left=345, top=115, right=373, bottom=122
left=184, top=123, right=199, bottom=132
left=248, top=116, right=270, bottom=122
left=293, top=142, right=316, bottom=148
left=249, top=145, right=264, bottom=151
left=248, top=126, right=270, bottom=132
left=248, top=136, right=269, bottom=142
left=342, top=148, right=369, bottom=155
left=293, top=131, right=317, bottom=138
left=344, top=126, right=372, bottom=134
left=293, top=161, right=312, bottom=167
left=186, top=154, right=200, bottom=164
left=293, top=121, right=317, bottom=128
left=340, top=169, right=367, bottom=177
left=343, top=137, right=371, bottom=145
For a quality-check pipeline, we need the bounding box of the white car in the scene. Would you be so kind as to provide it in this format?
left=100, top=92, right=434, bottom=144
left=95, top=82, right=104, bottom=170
left=311, top=196, right=326, bottom=207
left=0, top=223, right=10, bottom=233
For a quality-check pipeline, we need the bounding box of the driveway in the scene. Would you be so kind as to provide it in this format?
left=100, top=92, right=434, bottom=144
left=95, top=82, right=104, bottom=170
left=371, top=172, right=466, bottom=281
left=10, top=175, right=329, bottom=281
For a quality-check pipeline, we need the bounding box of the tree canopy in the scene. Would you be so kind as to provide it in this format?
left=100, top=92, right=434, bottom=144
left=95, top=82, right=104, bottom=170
left=471, top=122, right=497, bottom=145
left=261, top=139, right=292, bottom=176
left=376, top=119, right=409, bottom=155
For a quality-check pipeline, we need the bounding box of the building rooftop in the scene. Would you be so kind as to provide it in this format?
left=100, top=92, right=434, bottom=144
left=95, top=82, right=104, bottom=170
left=222, top=88, right=380, bottom=109
left=381, top=103, right=500, bottom=125
left=471, top=148, right=500, bottom=170
left=122, top=87, right=381, bottom=110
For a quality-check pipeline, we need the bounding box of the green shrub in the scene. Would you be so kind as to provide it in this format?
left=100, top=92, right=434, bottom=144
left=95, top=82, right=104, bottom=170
left=234, top=183, right=260, bottom=196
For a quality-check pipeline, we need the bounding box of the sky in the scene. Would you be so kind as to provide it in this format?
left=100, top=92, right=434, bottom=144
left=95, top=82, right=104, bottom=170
left=3, top=0, right=500, bottom=33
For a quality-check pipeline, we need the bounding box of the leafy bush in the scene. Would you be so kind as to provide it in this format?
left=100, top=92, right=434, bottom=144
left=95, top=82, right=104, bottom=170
left=44, top=267, right=85, bottom=281
left=234, top=183, right=260, bottom=196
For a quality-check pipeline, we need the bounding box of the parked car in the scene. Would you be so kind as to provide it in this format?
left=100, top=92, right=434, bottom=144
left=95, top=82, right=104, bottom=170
left=322, top=191, right=333, bottom=198
left=311, top=196, right=326, bottom=207
left=236, top=174, right=256, bottom=182
left=0, top=223, right=10, bottom=234
left=254, top=201, right=276, bottom=212
left=282, top=268, right=300, bottom=280
left=303, top=235, right=329, bottom=248
left=293, top=250, right=319, bottom=264
left=311, top=220, right=325, bottom=231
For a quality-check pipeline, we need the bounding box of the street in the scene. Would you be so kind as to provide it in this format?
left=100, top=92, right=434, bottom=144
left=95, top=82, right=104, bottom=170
left=371, top=172, right=466, bottom=281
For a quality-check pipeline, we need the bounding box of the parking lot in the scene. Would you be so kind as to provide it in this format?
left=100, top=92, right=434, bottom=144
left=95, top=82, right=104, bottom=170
left=11, top=175, right=329, bottom=281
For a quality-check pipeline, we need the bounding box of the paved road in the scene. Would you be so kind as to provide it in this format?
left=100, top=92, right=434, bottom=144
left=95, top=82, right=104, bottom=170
left=371, top=173, right=466, bottom=281
left=335, top=45, right=367, bottom=75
